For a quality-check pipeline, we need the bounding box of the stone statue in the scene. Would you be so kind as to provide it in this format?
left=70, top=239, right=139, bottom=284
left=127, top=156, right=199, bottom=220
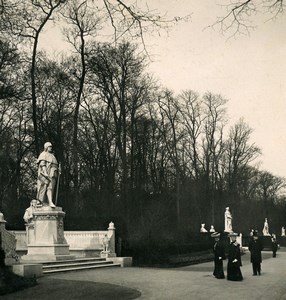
left=209, top=225, right=215, bottom=233
left=282, top=226, right=285, bottom=237
left=102, top=234, right=110, bottom=252
left=200, top=223, right=208, bottom=233
left=108, top=222, right=115, bottom=229
left=224, top=207, right=233, bottom=232
left=37, top=142, right=59, bottom=208
left=23, top=199, right=39, bottom=224
left=262, top=218, right=270, bottom=236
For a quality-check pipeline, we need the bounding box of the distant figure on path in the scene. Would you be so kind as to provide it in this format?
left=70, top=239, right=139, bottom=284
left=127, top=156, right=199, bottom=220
left=248, top=230, right=263, bottom=276
left=227, top=232, right=243, bottom=281
left=37, top=142, right=59, bottom=208
left=224, top=207, right=233, bottom=233
left=271, top=235, right=278, bottom=258
left=211, top=232, right=225, bottom=279
left=262, top=218, right=270, bottom=236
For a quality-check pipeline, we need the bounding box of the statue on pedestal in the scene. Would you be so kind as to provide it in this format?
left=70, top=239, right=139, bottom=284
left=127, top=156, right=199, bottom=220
left=210, top=225, right=216, bottom=233
left=262, top=218, right=270, bottom=236
left=21, top=142, right=75, bottom=262
left=224, top=207, right=233, bottom=233
left=281, top=226, right=285, bottom=237
left=102, top=234, right=110, bottom=252
left=37, top=142, right=59, bottom=208
left=200, top=223, right=208, bottom=233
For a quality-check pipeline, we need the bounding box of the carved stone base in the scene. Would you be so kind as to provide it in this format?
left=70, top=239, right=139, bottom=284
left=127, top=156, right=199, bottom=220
left=100, top=251, right=116, bottom=258
left=21, top=206, right=75, bottom=262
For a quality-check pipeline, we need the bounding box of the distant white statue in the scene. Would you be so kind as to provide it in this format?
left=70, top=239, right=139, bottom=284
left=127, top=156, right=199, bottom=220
left=209, top=225, right=215, bottom=233
left=23, top=199, right=39, bottom=224
left=102, top=234, right=110, bottom=252
left=108, top=221, right=115, bottom=229
left=262, top=218, right=271, bottom=236
left=224, top=207, right=233, bottom=232
left=281, top=226, right=285, bottom=237
left=200, top=223, right=208, bottom=233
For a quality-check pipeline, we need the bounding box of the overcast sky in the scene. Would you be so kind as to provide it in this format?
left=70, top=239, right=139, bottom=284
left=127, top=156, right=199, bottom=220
left=40, top=0, right=286, bottom=178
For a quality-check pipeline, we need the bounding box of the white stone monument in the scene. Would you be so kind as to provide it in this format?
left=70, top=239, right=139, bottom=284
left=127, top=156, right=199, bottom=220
left=21, top=206, right=74, bottom=262
left=262, top=218, right=271, bottom=236
left=21, top=142, right=74, bottom=262
left=224, top=207, right=233, bottom=233
left=281, top=226, right=285, bottom=237
left=100, top=222, right=117, bottom=258
left=209, top=225, right=215, bottom=233
left=200, top=223, right=208, bottom=233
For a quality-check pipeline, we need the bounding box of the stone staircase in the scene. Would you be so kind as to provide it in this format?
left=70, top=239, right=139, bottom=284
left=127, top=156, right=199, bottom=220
left=42, top=257, right=121, bottom=274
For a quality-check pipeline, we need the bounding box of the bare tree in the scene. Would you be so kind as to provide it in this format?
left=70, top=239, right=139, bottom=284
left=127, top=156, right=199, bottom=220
left=211, top=0, right=285, bottom=37
left=225, top=118, right=261, bottom=213
left=257, top=170, right=285, bottom=216
left=201, top=92, right=227, bottom=223
left=152, top=89, right=185, bottom=228
left=60, top=0, right=102, bottom=201
left=0, top=0, right=66, bottom=153
left=177, top=90, right=203, bottom=180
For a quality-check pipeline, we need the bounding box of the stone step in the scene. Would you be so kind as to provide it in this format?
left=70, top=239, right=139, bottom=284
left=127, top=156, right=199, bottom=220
left=42, top=259, right=114, bottom=270
left=42, top=257, right=106, bottom=266
left=43, top=262, right=121, bottom=274
left=41, top=257, right=122, bottom=274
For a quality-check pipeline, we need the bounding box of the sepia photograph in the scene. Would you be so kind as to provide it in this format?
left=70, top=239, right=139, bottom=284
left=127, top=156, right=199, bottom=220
left=0, top=0, right=286, bottom=299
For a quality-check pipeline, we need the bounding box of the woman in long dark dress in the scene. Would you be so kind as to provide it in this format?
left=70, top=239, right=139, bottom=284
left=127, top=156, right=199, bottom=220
left=211, top=232, right=225, bottom=279
left=227, top=232, right=243, bottom=281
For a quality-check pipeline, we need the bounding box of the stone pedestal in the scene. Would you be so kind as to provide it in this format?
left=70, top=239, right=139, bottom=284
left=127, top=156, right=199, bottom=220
left=100, top=251, right=116, bottom=258
left=21, top=206, right=75, bottom=262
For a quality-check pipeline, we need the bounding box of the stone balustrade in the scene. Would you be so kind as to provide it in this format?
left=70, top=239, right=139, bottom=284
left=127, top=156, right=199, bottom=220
left=0, top=212, right=19, bottom=265
left=64, top=231, right=109, bottom=250
left=11, top=222, right=116, bottom=258
left=12, top=231, right=27, bottom=251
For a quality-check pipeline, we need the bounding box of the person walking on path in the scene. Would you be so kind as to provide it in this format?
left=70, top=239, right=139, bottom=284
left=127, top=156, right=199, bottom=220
left=227, top=232, right=243, bottom=281
left=248, top=230, right=263, bottom=276
left=211, top=232, right=225, bottom=279
left=271, top=235, right=278, bottom=258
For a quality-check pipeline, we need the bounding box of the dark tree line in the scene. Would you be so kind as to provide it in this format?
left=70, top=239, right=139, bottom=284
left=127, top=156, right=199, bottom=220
left=0, top=1, right=285, bottom=245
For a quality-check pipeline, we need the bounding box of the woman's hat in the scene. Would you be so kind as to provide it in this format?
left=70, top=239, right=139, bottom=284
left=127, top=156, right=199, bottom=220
left=253, top=230, right=258, bottom=236
left=211, top=232, right=220, bottom=238
left=228, top=232, right=238, bottom=237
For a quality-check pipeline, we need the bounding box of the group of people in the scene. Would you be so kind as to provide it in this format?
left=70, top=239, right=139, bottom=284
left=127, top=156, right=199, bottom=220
left=211, top=230, right=278, bottom=281
left=212, top=232, right=243, bottom=281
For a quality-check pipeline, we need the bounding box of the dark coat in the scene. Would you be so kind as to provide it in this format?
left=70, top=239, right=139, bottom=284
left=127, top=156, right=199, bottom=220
left=214, top=240, right=226, bottom=261
left=227, top=241, right=243, bottom=281
left=272, top=240, right=278, bottom=252
left=248, top=238, right=263, bottom=263
left=213, top=240, right=225, bottom=279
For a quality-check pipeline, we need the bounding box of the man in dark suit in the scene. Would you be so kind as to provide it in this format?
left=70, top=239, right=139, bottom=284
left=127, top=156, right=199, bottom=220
left=248, top=230, right=263, bottom=275
left=271, top=235, right=278, bottom=258
left=211, top=232, right=225, bottom=279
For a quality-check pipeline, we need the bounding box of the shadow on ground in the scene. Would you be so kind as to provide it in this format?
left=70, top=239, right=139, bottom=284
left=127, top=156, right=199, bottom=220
left=1, top=278, right=141, bottom=300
